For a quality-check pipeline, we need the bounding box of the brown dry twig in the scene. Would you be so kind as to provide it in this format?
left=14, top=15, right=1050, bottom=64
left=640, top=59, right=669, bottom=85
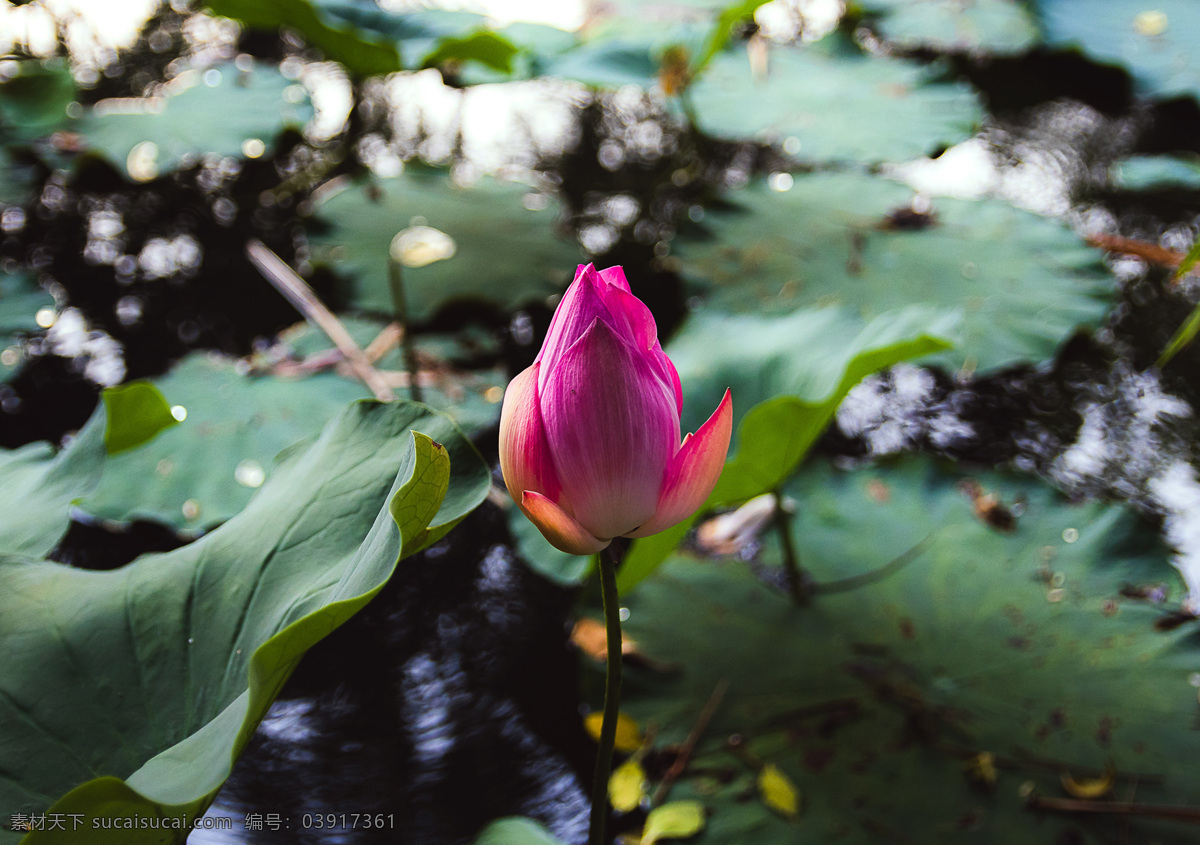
left=652, top=679, right=730, bottom=806
left=1027, top=794, right=1200, bottom=824
left=246, top=240, right=395, bottom=401
left=1086, top=234, right=1199, bottom=281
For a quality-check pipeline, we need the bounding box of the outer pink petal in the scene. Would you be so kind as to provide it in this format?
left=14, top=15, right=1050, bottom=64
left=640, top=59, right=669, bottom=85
left=596, top=276, right=682, bottom=413
left=540, top=318, right=680, bottom=540
left=598, top=265, right=631, bottom=292
left=522, top=491, right=610, bottom=555
left=625, top=389, right=733, bottom=538
left=498, top=363, right=563, bottom=508
left=598, top=280, right=657, bottom=352
left=651, top=339, right=684, bottom=415
left=536, top=264, right=616, bottom=391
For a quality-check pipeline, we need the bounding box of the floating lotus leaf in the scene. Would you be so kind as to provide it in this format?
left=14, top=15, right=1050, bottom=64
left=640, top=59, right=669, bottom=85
left=616, top=305, right=954, bottom=592
left=1037, top=0, right=1200, bottom=102
left=308, top=172, right=581, bottom=323
left=619, top=456, right=1199, bottom=844
left=540, top=22, right=706, bottom=90
left=77, top=352, right=365, bottom=530
left=860, top=0, right=1039, bottom=56
left=74, top=62, right=312, bottom=180
left=688, top=36, right=981, bottom=163
left=1, top=400, right=490, bottom=845
left=666, top=305, right=957, bottom=436
left=79, top=328, right=502, bottom=529
left=673, top=171, right=1114, bottom=371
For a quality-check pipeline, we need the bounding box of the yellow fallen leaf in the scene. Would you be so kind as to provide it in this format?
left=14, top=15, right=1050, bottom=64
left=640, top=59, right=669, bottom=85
left=571, top=617, right=643, bottom=661
left=584, top=711, right=644, bottom=753
left=641, top=800, right=706, bottom=844
left=1061, top=761, right=1116, bottom=799
left=571, top=618, right=610, bottom=661
left=758, top=763, right=801, bottom=820
left=962, top=751, right=998, bottom=788
left=609, top=758, right=647, bottom=813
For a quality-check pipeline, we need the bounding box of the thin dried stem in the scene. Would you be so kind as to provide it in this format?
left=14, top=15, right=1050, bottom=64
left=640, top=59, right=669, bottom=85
left=651, top=679, right=730, bottom=806
left=246, top=240, right=394, bottom=402
left=1086, top=234, right=1197, bottom=279
left=1027, top=794, right=1200, bottom=823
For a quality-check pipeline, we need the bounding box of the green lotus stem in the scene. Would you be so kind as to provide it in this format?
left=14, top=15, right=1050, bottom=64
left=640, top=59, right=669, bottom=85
left=387, top=258, right=423, bottom=403
left=588, top=543, right=624, bottom=845
left=774, top=492, right=806, bottom=605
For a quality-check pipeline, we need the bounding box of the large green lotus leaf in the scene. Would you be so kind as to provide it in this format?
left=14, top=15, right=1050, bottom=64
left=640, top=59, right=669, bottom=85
left=474, top=817, right=569, bottom=845
left=1037, top=0, right=1200, bottom=101
left=77, top=352, right=364, bottom=530
left=541, top=35, right=671, bottom=89
left=688, top=37, right=980, bottom=163
left=1, top=400, right=490, bottom=845
left=203, top=0, right=402, bottom=79
left=79, top=334, right=501, bottom=529
left=73, top=62, right=312, bottom=180
left=859, top=0, right=1039, bottom=55
left=674, top=171, right=1114, bottom=371
left=308, top=172, right=581, bottom=322
left=540, top=22, right=707, bottom=89
left=668, top=305, right=957, bottom=436
left=616, top=305, right=955, bottom=592
left=535, top=0, right=769, bottom=89
left=619, top=456, right=1199, bottom=844
left=0, top=272, right=54, bottom=382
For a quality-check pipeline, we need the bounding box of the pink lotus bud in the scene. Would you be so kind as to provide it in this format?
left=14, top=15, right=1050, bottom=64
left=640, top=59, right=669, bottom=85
left=499, top=264, right=732, bottom=554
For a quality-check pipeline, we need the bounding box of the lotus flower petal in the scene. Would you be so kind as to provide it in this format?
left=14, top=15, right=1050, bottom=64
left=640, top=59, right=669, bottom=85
left=540, top=318, right=680, bottom=539
left=522, top=491, right=610, bottom=555
left=499, top=363, right=563, bottom=509
left=537, top=265, right=616, bottom=390
left=626, top=389, right=733, bottom=538
left=651, top=338, right=684, bottom=415
left=598, top=265, right=631, bottom=292
left=598, top=276, right=657, bottom=353
left=593, top=268, right=683, bottom=413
